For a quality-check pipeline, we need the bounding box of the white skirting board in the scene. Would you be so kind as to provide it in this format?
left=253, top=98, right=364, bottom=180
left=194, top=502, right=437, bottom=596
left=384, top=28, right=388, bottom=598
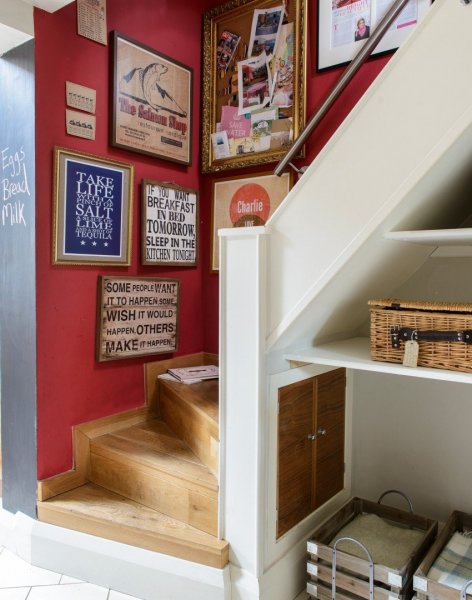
left=0, top=503, right=308, bottom=600
left=0, top=504, right=230, bottom=600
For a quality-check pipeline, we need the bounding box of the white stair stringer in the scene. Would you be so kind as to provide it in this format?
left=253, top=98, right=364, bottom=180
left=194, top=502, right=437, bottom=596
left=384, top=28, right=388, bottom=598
left=264, top=0, right=472, bottom=352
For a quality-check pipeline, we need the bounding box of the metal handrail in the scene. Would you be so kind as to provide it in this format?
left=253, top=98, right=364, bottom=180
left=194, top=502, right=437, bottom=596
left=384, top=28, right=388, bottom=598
left=274, top=0, right=413, bottom=176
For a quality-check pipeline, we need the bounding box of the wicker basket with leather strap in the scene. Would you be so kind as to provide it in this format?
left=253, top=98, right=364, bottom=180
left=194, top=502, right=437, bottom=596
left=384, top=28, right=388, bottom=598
left=369, top=299, right=472, bottom=373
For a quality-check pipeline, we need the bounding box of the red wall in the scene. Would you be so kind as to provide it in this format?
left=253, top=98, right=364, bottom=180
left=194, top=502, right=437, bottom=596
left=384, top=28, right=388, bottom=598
left=35, top=0, right=221, bottom=479
left=35, top=0, right=390, bottom=479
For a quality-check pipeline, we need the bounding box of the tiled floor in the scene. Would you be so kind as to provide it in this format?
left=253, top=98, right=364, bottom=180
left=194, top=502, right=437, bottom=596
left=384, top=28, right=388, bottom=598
left=0, top=547, right=142, bottom=600
left=0, top=546, right=311, bottom=600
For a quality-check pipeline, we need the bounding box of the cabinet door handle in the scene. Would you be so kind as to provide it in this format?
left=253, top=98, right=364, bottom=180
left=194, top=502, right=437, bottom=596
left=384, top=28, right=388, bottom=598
left=308, top=428, right=327, bottom=441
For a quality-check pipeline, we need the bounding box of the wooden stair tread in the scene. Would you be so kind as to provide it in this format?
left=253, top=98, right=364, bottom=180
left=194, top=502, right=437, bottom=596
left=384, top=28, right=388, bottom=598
left=159, top=378, right=219, bottom=424
left=91, top=419, right=217, bottom=492
left=37, top=483, right=228, bottom=569
left=113, top=419, right=205, bottom=466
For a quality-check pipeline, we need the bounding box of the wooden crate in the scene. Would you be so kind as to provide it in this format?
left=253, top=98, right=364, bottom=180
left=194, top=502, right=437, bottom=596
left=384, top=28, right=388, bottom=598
left=414, top=511, right=472, bottom=600
left=306, top=497, right=437, bottom=600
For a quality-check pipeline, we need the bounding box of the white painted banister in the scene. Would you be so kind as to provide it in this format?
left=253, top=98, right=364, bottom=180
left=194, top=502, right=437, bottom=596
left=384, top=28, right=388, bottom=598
left=218, top=226, right=267, bottom=591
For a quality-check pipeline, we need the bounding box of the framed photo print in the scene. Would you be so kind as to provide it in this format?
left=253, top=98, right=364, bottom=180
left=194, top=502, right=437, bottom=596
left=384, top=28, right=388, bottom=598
left=141, top=180, right=198, bottom=266
left=111, top=31, right=193, bottom=165
left=53, top=147, right=133, bottom=266
left=201, top=0, right=307, bottom=174
left=211, top=170, right=293, bottom=271
left=318, top=0, right=431, bottom=71
left=96, top=276, right=180, bottom=361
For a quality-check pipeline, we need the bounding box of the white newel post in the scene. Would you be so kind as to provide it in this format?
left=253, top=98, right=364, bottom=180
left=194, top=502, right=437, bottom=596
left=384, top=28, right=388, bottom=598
left=219, top=226, right=268, bottom=600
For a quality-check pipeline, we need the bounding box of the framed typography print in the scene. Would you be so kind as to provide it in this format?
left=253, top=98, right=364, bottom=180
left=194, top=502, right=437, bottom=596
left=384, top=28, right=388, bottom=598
left=96, top=276, right=180, bottom=361
left=111, top=31, right=193, bottom=165
left=53, top=147, right=133, bottom=265
left=201, top=0, right=307, bottom=174
left=318, top=0, right=431, bottom=71
left=211, top=170, right=293, bottom=271
left=141, top=180, right=198, bottom=266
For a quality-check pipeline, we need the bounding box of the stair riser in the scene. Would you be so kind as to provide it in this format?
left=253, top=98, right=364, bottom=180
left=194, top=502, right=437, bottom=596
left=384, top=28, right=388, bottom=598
left=37, top=503, right=227, bottom=569
left=159, top=388, right=219, bottom=475
left=90, top=453, right=218, bottom=536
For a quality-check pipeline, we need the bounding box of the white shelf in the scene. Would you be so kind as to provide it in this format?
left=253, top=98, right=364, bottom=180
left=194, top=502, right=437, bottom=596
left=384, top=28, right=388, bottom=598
left=284, top=337, right=472, bottom=384
left=385, top=228, right=472, bottom=246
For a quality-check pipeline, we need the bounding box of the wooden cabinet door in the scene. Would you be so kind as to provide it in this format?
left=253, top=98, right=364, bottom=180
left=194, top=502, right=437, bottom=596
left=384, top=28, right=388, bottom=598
left=277, top=378, right=314, bottom=538
left=277, top=368, right=345, bottom=538
left=313, top=368, right=345, bottom=509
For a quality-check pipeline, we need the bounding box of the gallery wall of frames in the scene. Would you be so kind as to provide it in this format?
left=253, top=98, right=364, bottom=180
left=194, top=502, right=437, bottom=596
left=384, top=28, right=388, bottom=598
left=32, top=0, right=428, bottom=478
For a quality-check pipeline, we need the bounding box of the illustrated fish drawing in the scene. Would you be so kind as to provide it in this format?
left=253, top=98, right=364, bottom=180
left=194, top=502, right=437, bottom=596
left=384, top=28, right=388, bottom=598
left=119, top=62, right=187, bottom=118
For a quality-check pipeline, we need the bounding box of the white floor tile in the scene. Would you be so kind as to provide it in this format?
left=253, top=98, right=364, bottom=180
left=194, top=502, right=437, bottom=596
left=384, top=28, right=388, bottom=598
left=0, top=550, right=61, bottom=588
left=0, top=590, right=31, bottom=600
left=28, top=583, right=109, bottom=600
left=109, top=592, right=144, bottom=600
left=60, top=575, right=85, bottom=585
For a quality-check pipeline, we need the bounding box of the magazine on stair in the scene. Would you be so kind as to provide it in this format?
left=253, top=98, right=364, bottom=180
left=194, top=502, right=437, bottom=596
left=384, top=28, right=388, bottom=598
left=167, top=365, right=219, bottom=383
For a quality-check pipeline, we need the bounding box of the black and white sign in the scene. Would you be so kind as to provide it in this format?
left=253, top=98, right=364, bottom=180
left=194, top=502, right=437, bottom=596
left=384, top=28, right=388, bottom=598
left=142, top=179, right=198, bottom=266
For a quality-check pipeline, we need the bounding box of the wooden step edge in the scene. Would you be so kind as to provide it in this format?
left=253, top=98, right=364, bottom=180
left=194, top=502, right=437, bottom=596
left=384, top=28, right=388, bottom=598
left=76, top=406, right=151, bottom=439
left=37, top=406, right=152, bottom=502
left=89, top=442, right=219, bottom=494
left=37, top=487, right=228, bottom=569
left=145, top=352, right=218, bottom=414
left=159, top=381, right=219, bottom=429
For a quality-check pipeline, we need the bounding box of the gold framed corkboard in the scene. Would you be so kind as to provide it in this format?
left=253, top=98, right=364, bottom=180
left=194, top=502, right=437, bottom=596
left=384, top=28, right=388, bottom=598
left=201, top=0, right=307, bottom=174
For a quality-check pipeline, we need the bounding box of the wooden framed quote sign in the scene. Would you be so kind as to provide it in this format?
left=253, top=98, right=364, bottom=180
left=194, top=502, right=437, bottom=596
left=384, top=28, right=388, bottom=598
left=96, top=276, right=179, bottom=362
left=142, top=180, right=198, bottom=266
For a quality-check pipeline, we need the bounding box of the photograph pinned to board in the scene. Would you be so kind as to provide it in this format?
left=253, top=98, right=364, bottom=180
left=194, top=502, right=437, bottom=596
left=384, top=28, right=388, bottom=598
left=237, top=52, right=273, bottom=115
left=211, top=130, right=231, bottom=160
left=142, top=180, right=198, bottom=266
left=318, top=0, right=432, bottom=71
left=210, top=170, right=293, bottom=271
left=217, top=30, right=241, bottom=73
left=248, top=5, right=285, bottom=57
left=52, top=147, right=133, bottom=266
left=271, top=22, right=294, bottom=108
left=111, top=31, right=193, bottom=165
left=201, top=0, right=307, bottom=173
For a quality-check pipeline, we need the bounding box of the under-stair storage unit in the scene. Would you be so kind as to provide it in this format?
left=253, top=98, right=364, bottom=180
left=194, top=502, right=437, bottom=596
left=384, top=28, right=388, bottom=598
left=37, top=376, right=228, bottom=569
left=277, top=369, right=345, bottom=538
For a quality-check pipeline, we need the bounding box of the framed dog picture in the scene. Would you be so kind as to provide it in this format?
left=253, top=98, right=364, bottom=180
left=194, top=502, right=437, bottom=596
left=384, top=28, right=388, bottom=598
left=110, top=31, right=193, bottom=165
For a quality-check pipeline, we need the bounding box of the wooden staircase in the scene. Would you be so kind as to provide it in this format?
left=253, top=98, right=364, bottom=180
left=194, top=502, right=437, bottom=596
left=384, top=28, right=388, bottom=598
left=37, top=355, right=228, bottom=569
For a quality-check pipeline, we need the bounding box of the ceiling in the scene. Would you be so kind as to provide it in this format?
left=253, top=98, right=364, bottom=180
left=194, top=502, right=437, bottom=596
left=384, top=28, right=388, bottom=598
left=22, top=0, right=74, bottom=11
left=0, top=0, right=73, bottom=56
